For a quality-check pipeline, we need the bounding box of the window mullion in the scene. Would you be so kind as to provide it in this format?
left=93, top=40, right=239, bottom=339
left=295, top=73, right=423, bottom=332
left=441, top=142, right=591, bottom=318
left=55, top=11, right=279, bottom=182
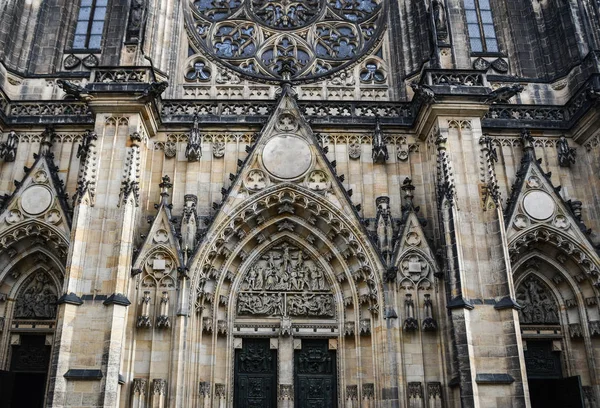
left=475, top=0, right=486, bottom=52
left=85, top=0, right=97, bottom=49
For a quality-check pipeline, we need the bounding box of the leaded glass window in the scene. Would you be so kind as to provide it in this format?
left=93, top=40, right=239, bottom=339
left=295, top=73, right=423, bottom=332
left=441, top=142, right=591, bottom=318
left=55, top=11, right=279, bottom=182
left=73, top=0, right=107, bottom=49
left=464, top=0, right=498, bottom=53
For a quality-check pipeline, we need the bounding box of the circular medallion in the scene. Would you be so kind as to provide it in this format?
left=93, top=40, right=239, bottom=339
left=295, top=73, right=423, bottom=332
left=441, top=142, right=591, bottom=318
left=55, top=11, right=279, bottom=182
left=262, top=135, right=312, bottom=179
left=523, top=191, right=555, bottom=221
left=21, top=185, right=53, bottom=215
left=186, top=0, right=386, bottom=83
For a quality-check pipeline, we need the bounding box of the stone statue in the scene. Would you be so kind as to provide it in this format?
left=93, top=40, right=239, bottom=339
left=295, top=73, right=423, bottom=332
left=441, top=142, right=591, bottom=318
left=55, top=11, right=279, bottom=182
left=186, top=114, right=202, bottom=162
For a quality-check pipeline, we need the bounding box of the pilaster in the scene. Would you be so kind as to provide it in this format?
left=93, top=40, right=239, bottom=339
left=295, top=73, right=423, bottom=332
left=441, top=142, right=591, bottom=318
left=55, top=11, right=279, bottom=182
left=422, top=103, right=529, bottom=408
left=47, top=98, right=155, bottom=407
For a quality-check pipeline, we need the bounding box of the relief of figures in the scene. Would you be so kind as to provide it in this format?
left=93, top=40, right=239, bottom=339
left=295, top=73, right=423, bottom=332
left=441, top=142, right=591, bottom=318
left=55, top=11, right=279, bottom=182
left=237, top=244, right=334, bottom=318
left=14, top=272, right=58, bottom=319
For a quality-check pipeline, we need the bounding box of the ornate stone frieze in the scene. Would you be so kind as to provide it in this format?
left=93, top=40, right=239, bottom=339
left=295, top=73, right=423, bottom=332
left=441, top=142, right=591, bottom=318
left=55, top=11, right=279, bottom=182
left=236, top=244, right=334, bottom=318
left=215, top=384, right=226, bottom=399
left=14, top=272, right=58, bottom=319
left=199, top=381, right=210, bottom=397
left=428, top=382, right=442, bottom=399
left=362, top=383, right=375, bottom=399
left=570, top=323, right=583, bottom=338
left=133, top=378, right=147, bottom=395
left=516, top=276, right=559, bottom=325
left=408, top=381, right=423, bottom=398
left=346, top=385, right=358, bottom=400
left=152, top=378, right=167, bottom=395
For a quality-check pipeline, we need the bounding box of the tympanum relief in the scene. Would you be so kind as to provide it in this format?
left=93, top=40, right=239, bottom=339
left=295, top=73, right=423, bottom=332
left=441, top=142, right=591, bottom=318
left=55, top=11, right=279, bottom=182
left=237, top=243, right=335, bottom=318
left=14, top=271, right=58, bottom=319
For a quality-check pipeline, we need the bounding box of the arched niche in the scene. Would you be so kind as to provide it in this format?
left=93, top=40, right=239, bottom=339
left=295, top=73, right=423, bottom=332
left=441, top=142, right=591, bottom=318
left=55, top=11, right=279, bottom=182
left=513, top=253, right=600, bottom=402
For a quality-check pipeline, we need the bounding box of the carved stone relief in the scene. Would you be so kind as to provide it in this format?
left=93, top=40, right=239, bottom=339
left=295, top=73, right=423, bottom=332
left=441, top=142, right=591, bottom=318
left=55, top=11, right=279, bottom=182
left=516, top=276, right=559, bottom=325
left=14, top=271, right=58, bottom=319
left=237, top=243, right=334, bottom=318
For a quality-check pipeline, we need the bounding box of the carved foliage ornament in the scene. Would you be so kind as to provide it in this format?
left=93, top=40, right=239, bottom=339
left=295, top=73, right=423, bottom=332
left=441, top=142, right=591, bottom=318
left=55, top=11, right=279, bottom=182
left=187, top=0, right=386, bottom=83
left=236, top=243, right=335, bottom=318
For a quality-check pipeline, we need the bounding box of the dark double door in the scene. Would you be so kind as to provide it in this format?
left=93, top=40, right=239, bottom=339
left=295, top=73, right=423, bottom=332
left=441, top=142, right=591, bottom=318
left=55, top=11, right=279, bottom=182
left=295, top=339, right=337, bottom=408
left=0, top=335, right=51, bottom=408
left=525, top=340, right=584, bottom=408
left=234, top=338, right=278, bottom=408
left=234, top=338, right=337, bottom=408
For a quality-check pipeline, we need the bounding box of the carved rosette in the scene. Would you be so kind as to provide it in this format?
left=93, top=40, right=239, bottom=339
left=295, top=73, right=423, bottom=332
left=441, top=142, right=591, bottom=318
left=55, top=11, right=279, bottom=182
left=236, top=243, right=335, bottom=319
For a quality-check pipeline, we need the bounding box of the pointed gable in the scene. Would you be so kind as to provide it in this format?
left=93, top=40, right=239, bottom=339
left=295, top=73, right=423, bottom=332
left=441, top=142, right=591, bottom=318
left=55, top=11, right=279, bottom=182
left=391, top=178, right=439, bottom=287
left=133, top=176, right=184, bottom=272
left=211, top=84, right=363, bottom=224
left=505, top=132, right=599, bottom=264
left=0, top=147, right=71, bottom=258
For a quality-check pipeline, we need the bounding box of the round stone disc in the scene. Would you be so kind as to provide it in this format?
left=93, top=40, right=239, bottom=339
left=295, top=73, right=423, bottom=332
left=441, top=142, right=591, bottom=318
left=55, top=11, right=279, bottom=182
left=262, top=136, right=312, bottom=179
left=21, top=185, right=53, bottom=215
left=523, top=190, right=555, bottom=220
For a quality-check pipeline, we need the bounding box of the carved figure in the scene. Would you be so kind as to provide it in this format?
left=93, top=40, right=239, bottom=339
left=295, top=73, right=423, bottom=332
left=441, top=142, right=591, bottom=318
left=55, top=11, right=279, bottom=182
left=0, top=131, right=18, bottom=162
left=372, top=117, right=388, bottom=163
left=186, top=114, right=202, bottom=162
left=557, top=135, right=576, bottom=167
left=375, top=196, right=393, bottom=264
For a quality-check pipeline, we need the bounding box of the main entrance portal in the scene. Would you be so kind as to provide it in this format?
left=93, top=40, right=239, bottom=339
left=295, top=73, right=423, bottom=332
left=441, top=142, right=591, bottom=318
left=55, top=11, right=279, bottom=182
left=525, top=340, right=584, bottom=408
left=234, top=338, right=278, bottom=408
left=295, top=339, right=337, bottom=408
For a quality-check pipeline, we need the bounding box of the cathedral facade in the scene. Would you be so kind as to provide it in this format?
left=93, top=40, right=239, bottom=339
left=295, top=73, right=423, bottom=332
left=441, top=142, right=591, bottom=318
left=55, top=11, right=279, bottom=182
left=0, top=0, right=599, bottom=407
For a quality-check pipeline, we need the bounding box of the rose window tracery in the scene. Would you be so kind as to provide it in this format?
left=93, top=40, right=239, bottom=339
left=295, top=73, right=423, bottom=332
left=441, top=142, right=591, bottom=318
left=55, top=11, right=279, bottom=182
left=186, top=0, right=386, bottom=82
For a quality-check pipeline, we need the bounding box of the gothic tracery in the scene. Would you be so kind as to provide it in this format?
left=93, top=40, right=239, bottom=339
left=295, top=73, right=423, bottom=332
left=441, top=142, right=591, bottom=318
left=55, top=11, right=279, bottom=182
left=187, top=0, right=386, bottom=82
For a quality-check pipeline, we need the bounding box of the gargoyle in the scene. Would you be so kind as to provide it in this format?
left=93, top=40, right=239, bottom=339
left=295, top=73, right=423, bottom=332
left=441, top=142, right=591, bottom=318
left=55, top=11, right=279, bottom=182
left=410, top=82, right=437, bottom=105
left=138, top=80, right=169, bottom=102
left=56, top=79, right=93, bottom=101
left=484, top=84, right=524, bottom=104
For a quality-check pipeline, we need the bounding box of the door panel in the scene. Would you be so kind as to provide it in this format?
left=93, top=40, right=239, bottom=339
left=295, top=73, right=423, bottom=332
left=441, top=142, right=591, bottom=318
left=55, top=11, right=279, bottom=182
left=295, top=339, right=337, bottom=408
left=234, top=338, right=277, bottom=408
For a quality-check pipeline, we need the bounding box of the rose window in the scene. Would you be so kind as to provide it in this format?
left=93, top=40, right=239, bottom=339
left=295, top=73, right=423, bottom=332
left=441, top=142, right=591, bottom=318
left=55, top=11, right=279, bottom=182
left=186, top=0, right=386, bottom=83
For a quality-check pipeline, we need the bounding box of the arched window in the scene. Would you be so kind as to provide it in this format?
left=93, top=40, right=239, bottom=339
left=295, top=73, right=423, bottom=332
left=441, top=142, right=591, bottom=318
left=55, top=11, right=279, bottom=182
left=73, top=0, right=107, bottom=49
left=464, top=0, right=499, bottom=53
